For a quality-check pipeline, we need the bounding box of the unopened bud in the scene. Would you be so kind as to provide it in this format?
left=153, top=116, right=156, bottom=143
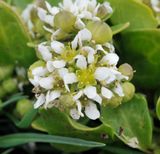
left=2, top=78, right=17, bottom=94
left=0, top=65, right=13, bottom=81
left=122, top=82, right=135, bottom=103
left=54, top=11, right=76, bottom=33
left=119, top=63, right=134, bottom=81
left=86, top=21, right=112, bottom=43
left=59, top=94, right=75, bottom=108
left=16, top=99, right=33, bottom=117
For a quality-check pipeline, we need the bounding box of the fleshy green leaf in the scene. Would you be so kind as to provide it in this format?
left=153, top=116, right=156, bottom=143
left=119, top=29, right=160, bottom=89
left=101, top=94, right=152, bottom=150
left=0, top=133, right=105, bottom=148
left=32, top=108, right=113, bottom=152
left=0, top=1, right=36, bottom=67
left=111, top=22, right=130, bottom=35
left=156, top=97, right=160, bottom=120
left=108, top=0, right=158, bottom=31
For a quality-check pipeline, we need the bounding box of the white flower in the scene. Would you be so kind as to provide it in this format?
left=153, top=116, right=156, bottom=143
left=32, top=67, right=48, bottom=77
left=39, top=76, right=54, bottom=90
left=71, top=28, right=92, bottom=49
left=101, top=87, right=113, bottom=99
left=34, top=94, right=46, bottom=109
left=113, top=83, right=124, bottom=97
left=151, top=0, right=160, bottom=12
left=51, top=41, right=65, bottom=54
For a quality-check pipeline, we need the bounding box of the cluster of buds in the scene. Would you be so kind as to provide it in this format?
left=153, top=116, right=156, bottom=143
left=28, top=0, right=135, bottom=120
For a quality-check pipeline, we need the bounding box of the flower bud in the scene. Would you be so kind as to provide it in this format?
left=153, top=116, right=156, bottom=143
left=122, top=82, right=135, bottom=103
left=54, top=11, right=76, bottom=33
left=86, top=21, right=112, bottom=43
left=0, top=65, right=13, bottom=81
left=16, top=99, right=33, bottom=117
left=2, top=78, right=17, bottom=94
left=59, top=94, right=75, bottom=108
left=103, top=95, right=123, bottom=108
left=119, top=63, right=134, bottom=81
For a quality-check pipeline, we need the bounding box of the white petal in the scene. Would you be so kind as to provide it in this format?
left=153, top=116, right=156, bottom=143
left=38, top=44, right=52, bottom=61
left=45, top=1, right=59, bottom=15
left=76, top=100, right=84, bottom=117
left=94, top=67, right=110, bottom=81
left=70, top=108, right=80, bottom=120
left=58, top=68, right=69, bottom=78
left=39, top=76, right=54, bottom=90
left=88, top=53, right=94, bottom=64
left=75, top=18, right=85, bottom=29
left=37, top=8, right=47, bottom=22
left=71, top=35, right=79, bottom=49
left=85, top=101, right=100, bottom=120
left=52, top=60, right=66, bottom=68
left=44, top=15, right=54, bottom=26
left=29, top=76, right=41, bottom=87
left=34, top=94, right=45, bottom=109
left=101, top=87, right=113, bottom=99
left=104, top=43, right=115, bottom=53
left=114, top=84, right=124, bottom=97
left=75, top=55, right=87, bottom=69
left=32, top=67, right=48, bottom=77
left=84, top=86, right=97, bottom=99
left=100, top=53, right=119, bottom=66
left=51, top=41, right=65, bottom=54
left=103, top=2, right=113, bottom=14
left=73, top=90, right=83, bottom=100
left=93, top=94, right=102, bottom=104
left=46, top=61, right=55, bottom=72
left=79, top=28, right=92, bottom=41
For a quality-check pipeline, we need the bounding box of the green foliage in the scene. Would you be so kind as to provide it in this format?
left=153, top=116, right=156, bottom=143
left=0, top=133, right=105, bottom=148
left=0, top=1, right=36, bottom=67
left=101, top=94, right=152, bottom=150
left=156, top=97, right=160, bottom=120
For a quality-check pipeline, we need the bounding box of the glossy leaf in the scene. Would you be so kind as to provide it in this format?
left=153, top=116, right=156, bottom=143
left=108, top=0, right=157, bottom=31
left=32, top=108, right=113, bottom=152
left=0, top=1, right=36, bottom=67
left=156, top=97, right=160, bottom=120
left=0, top=133, right=105, bottom=148
left=120, top=29, right=160, bottom=89
left=101, top=94, right=152, bottom=150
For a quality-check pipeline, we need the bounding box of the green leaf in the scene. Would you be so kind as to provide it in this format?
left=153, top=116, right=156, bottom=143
left=111, top=22, right=130, bottom=35
left=108, top=0, right=157, bottom=31
left=0, top=93, right=27, bottom=109
left=101, top=94, right=152, bottom=150
left=10, top=0, right=33, bottom=9
left=119, top=29, right=160, bottom=89
left=6, top=108, right=38, bottom=128
left=0, top=1, right=36, bottom=67
left=156, top=97, right=160, bottom=120
left=32, top=108, right=113, bottom=152
left=0, top=133, right=105, bottom=148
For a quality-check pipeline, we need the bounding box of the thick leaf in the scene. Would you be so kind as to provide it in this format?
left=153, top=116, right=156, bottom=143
left=101, top=94, right=152, bottom=150
left=0, top=1, right=36, bottom=67
left=156, top=97, right=160, bottom=120
left=111, top=22, right=130, bottom=35
left=0, top=133, right=105, bottom=148
left=108, top=0, right=158, bottom=31
left=32, top=108, right=113, bottom=152
left=120, top=29, right=160, bottom=89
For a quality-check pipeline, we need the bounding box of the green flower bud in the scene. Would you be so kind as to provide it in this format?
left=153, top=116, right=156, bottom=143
left=54, top=11, right=76, bottom=33
left=28, top=60, right=46, bottom=79
left=97, top=5, right=110, bottom=20
left=59, top=94, right=75, bottom=108
left=119, top=63, right=134, bottom=81
left=2, top=78, right=17, bottom=94
left=122, top=82, right=135, bottom=103
left=86, top=21, right=112, bottom=43
left=0, top=65, right=13, bottom=81
left=103, top=95, right=123, bottom=108
left=16, top=99, right=33, bottom=117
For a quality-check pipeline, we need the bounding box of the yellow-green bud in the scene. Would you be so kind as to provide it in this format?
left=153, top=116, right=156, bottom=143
left=2, top=78, right=17, bottom=94
left=28, top=60, right=46, bottom=79
left=119, top=63, right=134, bottom=81
left=54, top=11, right=76, bottom=33
left=16, top=99, right=33, bottom=117
left=0, top=65, right=13, bottom=81
left=103, top=95, right=123, bottom=108
left=86, top=21, right=112, bottom=43
left=122, top=82, right=135, bottom=103
left=97, top=5, right=109, bottom=20
left=59, top=94, right=75, bottom=108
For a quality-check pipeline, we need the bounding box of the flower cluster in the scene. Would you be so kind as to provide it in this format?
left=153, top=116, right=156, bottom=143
left=28, top=0, right=134, bottom=120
